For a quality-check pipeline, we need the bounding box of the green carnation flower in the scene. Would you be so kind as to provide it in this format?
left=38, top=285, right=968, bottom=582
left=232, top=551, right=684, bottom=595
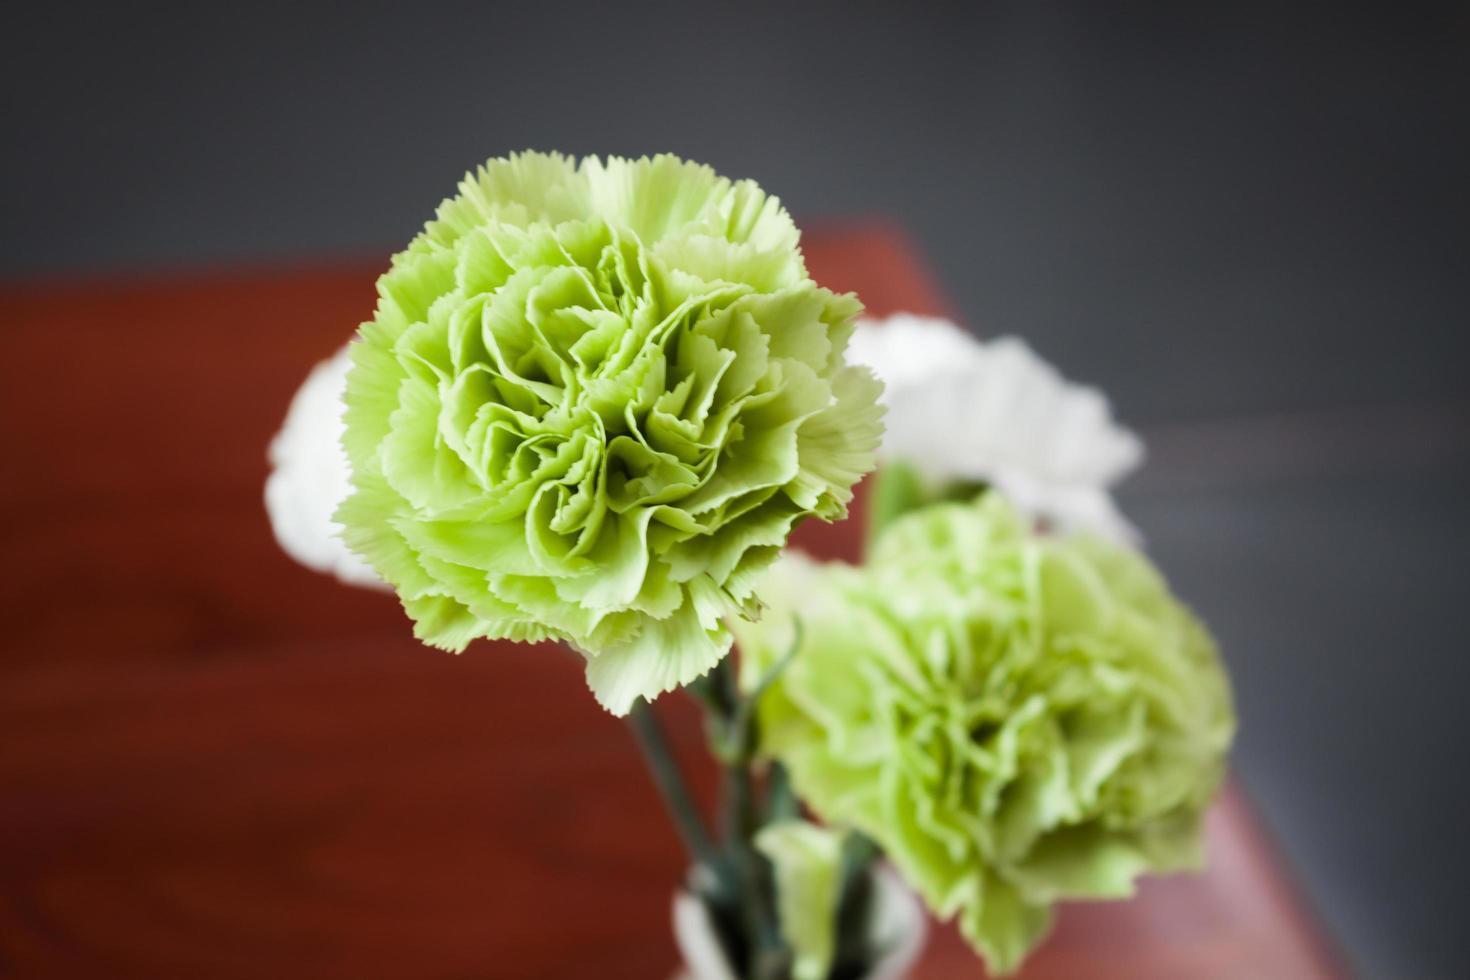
left=733, top=494, right=1234, bottom=974
left=337, top=152, right=883, bottom=714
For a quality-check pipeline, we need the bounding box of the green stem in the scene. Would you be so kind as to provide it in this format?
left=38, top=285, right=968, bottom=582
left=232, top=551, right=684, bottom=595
left=626, top=699, right=721, bottom=873
left=838, top=830, right=880, bottom=904
left=763, top=761, right=798, bottom=823
left=728, top=762, right=786, bottom=979
left=711, top=657, right=788, bottom=980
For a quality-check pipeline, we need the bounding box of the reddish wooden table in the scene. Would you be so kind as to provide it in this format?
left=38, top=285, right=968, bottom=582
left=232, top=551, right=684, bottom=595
left=0, top=227, right=1343, bottom=978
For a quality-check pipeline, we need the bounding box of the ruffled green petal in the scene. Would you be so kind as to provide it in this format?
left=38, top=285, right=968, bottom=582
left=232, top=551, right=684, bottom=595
left=402, top=593, right=489, bottom=651
left=341, top=331, right=407, bottom=472
left=380, top=377, right=485, bottom=515
left=334, top=472, right=435, bottom=599
left=959, top=873, right=1053, bottom=976
left=754, top=821, right=845, bottom=980
left=789, top=366, right=886, bottom=519
left=583, top=578, right=731, bottom=714
left=1006, top=823, right=1151, bottom=902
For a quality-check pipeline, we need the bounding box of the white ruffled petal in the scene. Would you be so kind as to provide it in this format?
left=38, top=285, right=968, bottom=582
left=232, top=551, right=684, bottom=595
left=848, top=315, right=1144, bottom=543
left=265, top=346, right=388, bottom=589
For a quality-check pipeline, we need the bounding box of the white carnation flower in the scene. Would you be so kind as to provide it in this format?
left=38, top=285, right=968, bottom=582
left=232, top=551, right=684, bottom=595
left=847, top=314, right=1144, bottom=543
left=264, top=346, right=385, bottom=588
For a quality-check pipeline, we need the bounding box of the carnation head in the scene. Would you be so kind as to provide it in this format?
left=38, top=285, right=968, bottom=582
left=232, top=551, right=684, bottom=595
left=337, top=152, right=884, bottom=714
left=847, top=315, right=1144, bottom=544
left=734, top=493, right=1234, bottom=974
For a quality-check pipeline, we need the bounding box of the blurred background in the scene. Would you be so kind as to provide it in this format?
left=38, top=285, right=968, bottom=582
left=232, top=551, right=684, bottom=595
left=3, top=2, right=1466, bottom=976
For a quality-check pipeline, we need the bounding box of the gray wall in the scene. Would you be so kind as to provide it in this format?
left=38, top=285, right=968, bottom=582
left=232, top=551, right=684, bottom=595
left=5, top=3, right=1467, bottom=976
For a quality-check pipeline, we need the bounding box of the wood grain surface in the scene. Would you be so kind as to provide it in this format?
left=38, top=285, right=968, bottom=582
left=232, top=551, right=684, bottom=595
left=0, top=226, right=1343, bottom=978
